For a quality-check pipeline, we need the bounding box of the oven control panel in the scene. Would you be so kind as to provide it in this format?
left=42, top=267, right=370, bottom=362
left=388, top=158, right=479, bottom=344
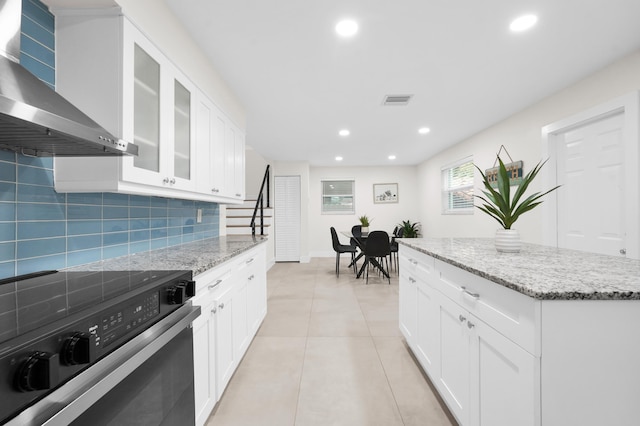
left=100, top=292, right=160, bottom=347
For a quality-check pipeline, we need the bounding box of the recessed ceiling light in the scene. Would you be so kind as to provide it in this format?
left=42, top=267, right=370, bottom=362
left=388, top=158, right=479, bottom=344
left=388, top=155, right=396, bottom=160
left=339, top=129, right=350, bottom=136
left=335, top=156, right=343, bottom=161
left=336, top=19, right=358, bottom=37
left=510, top=14, right=538, bottom=32
left=418, top=127, right=431, bottom=134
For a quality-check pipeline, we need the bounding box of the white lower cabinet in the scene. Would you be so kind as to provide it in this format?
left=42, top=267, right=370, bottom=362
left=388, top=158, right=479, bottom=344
left=399, top=245, right=540, bottom=426
left=192, top=243, right=267, bottom=426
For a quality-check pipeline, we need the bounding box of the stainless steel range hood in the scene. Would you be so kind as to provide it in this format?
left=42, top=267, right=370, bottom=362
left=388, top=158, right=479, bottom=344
left=0, top=0, right=137, bottom=157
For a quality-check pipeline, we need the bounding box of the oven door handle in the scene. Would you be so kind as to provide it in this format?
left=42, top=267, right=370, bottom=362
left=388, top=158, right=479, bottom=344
left=8, top=303, right=201, bottom=426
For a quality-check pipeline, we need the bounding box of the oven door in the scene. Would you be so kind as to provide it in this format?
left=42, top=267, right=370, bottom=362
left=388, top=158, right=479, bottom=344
left=8, top=304, right=201, bottom=426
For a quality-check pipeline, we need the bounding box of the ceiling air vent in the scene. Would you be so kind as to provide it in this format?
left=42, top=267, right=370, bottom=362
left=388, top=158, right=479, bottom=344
left=382, top=94, right=413, bottom=106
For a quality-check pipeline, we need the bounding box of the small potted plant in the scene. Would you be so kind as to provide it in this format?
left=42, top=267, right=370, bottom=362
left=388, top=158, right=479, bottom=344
left=358, top=215, right=371, bottom=235
left=475, top=157, right=560, bottom=253
left=397, top=220, right=420, bottom=238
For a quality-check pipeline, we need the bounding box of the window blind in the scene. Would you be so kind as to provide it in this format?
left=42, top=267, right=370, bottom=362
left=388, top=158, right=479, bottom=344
left=442, top=158, right=474, bottom=214
left=321, top=180, right=355, bottom=214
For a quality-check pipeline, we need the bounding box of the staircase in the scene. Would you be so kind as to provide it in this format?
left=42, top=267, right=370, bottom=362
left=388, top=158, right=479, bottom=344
left=226, top=199, right=273, bottom=235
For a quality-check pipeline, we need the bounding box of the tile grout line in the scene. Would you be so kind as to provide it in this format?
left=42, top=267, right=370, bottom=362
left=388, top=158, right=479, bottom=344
left=291, top=270, right=317, bottom=426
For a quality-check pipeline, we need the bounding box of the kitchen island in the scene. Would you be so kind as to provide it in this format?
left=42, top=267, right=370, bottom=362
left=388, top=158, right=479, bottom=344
left=397, top=238, right=640, bottom=426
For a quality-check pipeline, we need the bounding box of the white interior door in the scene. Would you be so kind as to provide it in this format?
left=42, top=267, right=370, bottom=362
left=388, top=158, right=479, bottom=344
left=556, top=112, right=625, bottom=256
left=543, top=91, right=640, bottom=259
left=274, top=176, right=301, bottom=262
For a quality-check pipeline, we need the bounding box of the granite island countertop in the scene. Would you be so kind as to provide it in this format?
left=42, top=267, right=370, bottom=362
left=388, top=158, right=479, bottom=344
left=397, top=238, right=640, bottom=300
left=65, top=236, right=267, bottom=277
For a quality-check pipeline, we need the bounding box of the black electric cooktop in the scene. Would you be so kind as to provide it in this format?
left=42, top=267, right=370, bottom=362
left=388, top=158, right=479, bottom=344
left=0, top=269, right=186, bottom=347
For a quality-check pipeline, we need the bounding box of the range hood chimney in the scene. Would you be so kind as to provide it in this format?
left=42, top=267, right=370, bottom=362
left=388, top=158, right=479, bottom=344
left=0, top=0, right=137, bottom=157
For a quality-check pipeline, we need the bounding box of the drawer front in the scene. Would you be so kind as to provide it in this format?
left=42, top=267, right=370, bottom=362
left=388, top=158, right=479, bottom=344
left=435, top=259, right=540, bottom=355
left=399, top=245, right=436, bottom=284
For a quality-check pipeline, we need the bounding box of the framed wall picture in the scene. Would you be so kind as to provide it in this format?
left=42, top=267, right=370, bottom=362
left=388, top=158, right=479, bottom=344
left=373, top=183, right=398, bottom=204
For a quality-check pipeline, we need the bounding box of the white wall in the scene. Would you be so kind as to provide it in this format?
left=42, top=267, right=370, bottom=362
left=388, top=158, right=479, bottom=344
left=309, top=166, right=420, bottom=257
left=418, top=49, right=640, bottom=244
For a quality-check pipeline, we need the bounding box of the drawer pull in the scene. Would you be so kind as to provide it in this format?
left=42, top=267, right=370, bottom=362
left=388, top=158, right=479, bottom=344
left=208, top=279, right=223, bottom=290
left=461, top=286, right=480, bottom=299
left=459, top=314, right=466, bottom=323
left=467, top=321, right=475, bottom=329
left=211, top=307, right=217, bottom=314
left=219, top=302, right=225, bottom=309
left=409, top=277, right=416, bottom=283
left=246, top=258, right=254, bottom=264
left=248, top=274, right=254, bottom=281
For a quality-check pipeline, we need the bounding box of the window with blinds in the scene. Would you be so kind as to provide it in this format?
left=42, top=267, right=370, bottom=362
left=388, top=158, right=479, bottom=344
left=321, top=180, right=355, bottom=214
left=442, top=157, right=474, bottom=214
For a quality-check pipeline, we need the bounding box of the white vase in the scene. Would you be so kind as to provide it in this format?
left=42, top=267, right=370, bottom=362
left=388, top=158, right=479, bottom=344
left=495, top=229, right=521, bottom=253
left=361, top=226, right=369, bottom=235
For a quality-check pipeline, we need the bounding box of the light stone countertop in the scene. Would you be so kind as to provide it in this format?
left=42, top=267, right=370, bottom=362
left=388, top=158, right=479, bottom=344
left=397, top=238, right=640, bottom=300
left=65, top=236, right=267, bottom=277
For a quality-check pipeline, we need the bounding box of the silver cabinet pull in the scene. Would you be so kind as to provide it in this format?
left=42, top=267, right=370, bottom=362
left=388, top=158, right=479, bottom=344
left=248, top=274, right=255, bottom=281
left=461, top=286, right=480, bottom=299
left=459, top=314, right=466, bottom=323
left=211, top=307, right=217, bottom=314
left=467, top=321, right=475, bottom=329
left=246, top=258, right=254, bottom=264
left=620, top=248, right=627, bottom=255
left=163, top=177, right=170, bottom=184
left=170, top=178, right=176, bottom=185
left=219, top=302, right=225, bottom=309
left=208, top=279, right=223, bottom=290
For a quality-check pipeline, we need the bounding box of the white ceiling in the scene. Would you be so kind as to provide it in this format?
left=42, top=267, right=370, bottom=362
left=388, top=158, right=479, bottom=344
left=163, top=0, right=640, bottom=167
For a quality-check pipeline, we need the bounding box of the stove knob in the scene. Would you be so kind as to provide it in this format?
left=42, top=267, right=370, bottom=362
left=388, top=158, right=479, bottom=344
left=179, top=279, right=196, bottom=298
left=62, top=332, right=96, bottom=365
left=15, top=351, right=60, bottom=392
left=167, top=285, right=186, bottom=304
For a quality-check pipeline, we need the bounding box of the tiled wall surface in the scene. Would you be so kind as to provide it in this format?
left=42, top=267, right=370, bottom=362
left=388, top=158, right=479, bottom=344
left=0, top=0, right=220, bottom=279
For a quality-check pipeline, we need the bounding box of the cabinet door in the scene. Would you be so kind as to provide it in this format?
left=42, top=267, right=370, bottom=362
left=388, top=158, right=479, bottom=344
left=415, top=281, right=439, bottom=377
left=215, top=288, right=235, bottom=397
left=437, top=293, right=471, bottom=426
left=245, top=248, right=267, bottom=334
left=193, top=301, right=216, bottom=426
left=121, top=26, right=165, bottom=185
left=470, top=315, right=539, bottom=426
left=170, top=74, right=197, bottom=191
left=233, top=278, right=250, bottom=359
left=398, top=269, right=417, bottom=345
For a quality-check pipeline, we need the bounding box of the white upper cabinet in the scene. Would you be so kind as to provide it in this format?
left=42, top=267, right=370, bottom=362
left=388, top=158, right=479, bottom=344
left=53, top=9, right=243, bottom=203
left=196, top=94, right=244, bottom=202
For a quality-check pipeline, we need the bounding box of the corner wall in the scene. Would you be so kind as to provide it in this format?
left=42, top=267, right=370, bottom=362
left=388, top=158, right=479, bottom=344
left=418, top=49, right=640, bottom=243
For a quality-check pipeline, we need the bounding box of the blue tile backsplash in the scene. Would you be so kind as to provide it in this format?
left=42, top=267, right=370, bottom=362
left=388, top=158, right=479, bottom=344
left=0, top=1, right=221, bottom=279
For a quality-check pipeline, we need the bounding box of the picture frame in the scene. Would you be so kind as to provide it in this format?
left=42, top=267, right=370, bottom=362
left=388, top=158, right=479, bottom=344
left=373, top=183, right=398, bottom=204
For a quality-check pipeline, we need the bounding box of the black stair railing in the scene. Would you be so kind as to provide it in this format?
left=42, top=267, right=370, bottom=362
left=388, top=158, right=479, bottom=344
left=250, top=165, right=270, bottom=236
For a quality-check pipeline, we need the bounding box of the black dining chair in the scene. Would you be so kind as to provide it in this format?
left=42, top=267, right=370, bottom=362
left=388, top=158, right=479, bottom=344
left=389, top=228, right=400, bottom=272
left=330, top=227, right=358, bottom=277
left=363, top=230, right=391, bottom=284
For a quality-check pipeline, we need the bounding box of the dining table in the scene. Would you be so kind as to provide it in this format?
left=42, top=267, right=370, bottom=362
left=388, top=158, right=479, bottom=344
left=340, top=231, right=390, bottom=280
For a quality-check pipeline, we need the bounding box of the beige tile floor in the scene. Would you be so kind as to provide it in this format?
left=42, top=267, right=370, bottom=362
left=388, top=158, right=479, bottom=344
left=206, top=257, right=456, bottom=426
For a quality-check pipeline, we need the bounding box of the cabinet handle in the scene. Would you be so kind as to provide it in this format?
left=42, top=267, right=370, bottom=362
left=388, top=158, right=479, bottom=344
left=212, top=188, right=219, bottom=193
left=408, top=277, right=416, bottom=283
left=467, top=321, right=475, bottom=329
left=170, top=178, right=176, bottom=185
left=248, top=274, right=254, bottom=280
left=163, top=177, right=170, bottom=184
left=246, top=258, right=254, bottom=264
left=461, top=286, right=480, bottom=299
left=459, top=314, right=466, bottom=323
left=211, top=307, right=217, bottom=314
left=219, top=302, right=225, bottom=309
left=235, top=193, right=241, bottom=197
left=208, top=279, right=223, bottom=290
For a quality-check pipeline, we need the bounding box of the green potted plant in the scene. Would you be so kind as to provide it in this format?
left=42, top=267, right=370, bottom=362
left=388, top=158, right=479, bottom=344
left=475, top=157, right=560, bottom=252
left=358, top=215, right=371, bottom=234
left=397, top=220, right=420, bottom=238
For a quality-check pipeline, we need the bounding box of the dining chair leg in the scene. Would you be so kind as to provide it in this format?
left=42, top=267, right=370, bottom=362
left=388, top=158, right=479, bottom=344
left=336, top=252, right=340, bottom=277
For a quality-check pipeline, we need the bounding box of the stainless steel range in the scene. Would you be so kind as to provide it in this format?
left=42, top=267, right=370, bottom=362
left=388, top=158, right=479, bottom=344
left=0, top=269, right=200, bottom=425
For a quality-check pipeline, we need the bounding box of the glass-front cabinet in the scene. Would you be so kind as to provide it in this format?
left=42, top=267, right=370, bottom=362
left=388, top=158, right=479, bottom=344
left=53, top=10, right=233, bottom=201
